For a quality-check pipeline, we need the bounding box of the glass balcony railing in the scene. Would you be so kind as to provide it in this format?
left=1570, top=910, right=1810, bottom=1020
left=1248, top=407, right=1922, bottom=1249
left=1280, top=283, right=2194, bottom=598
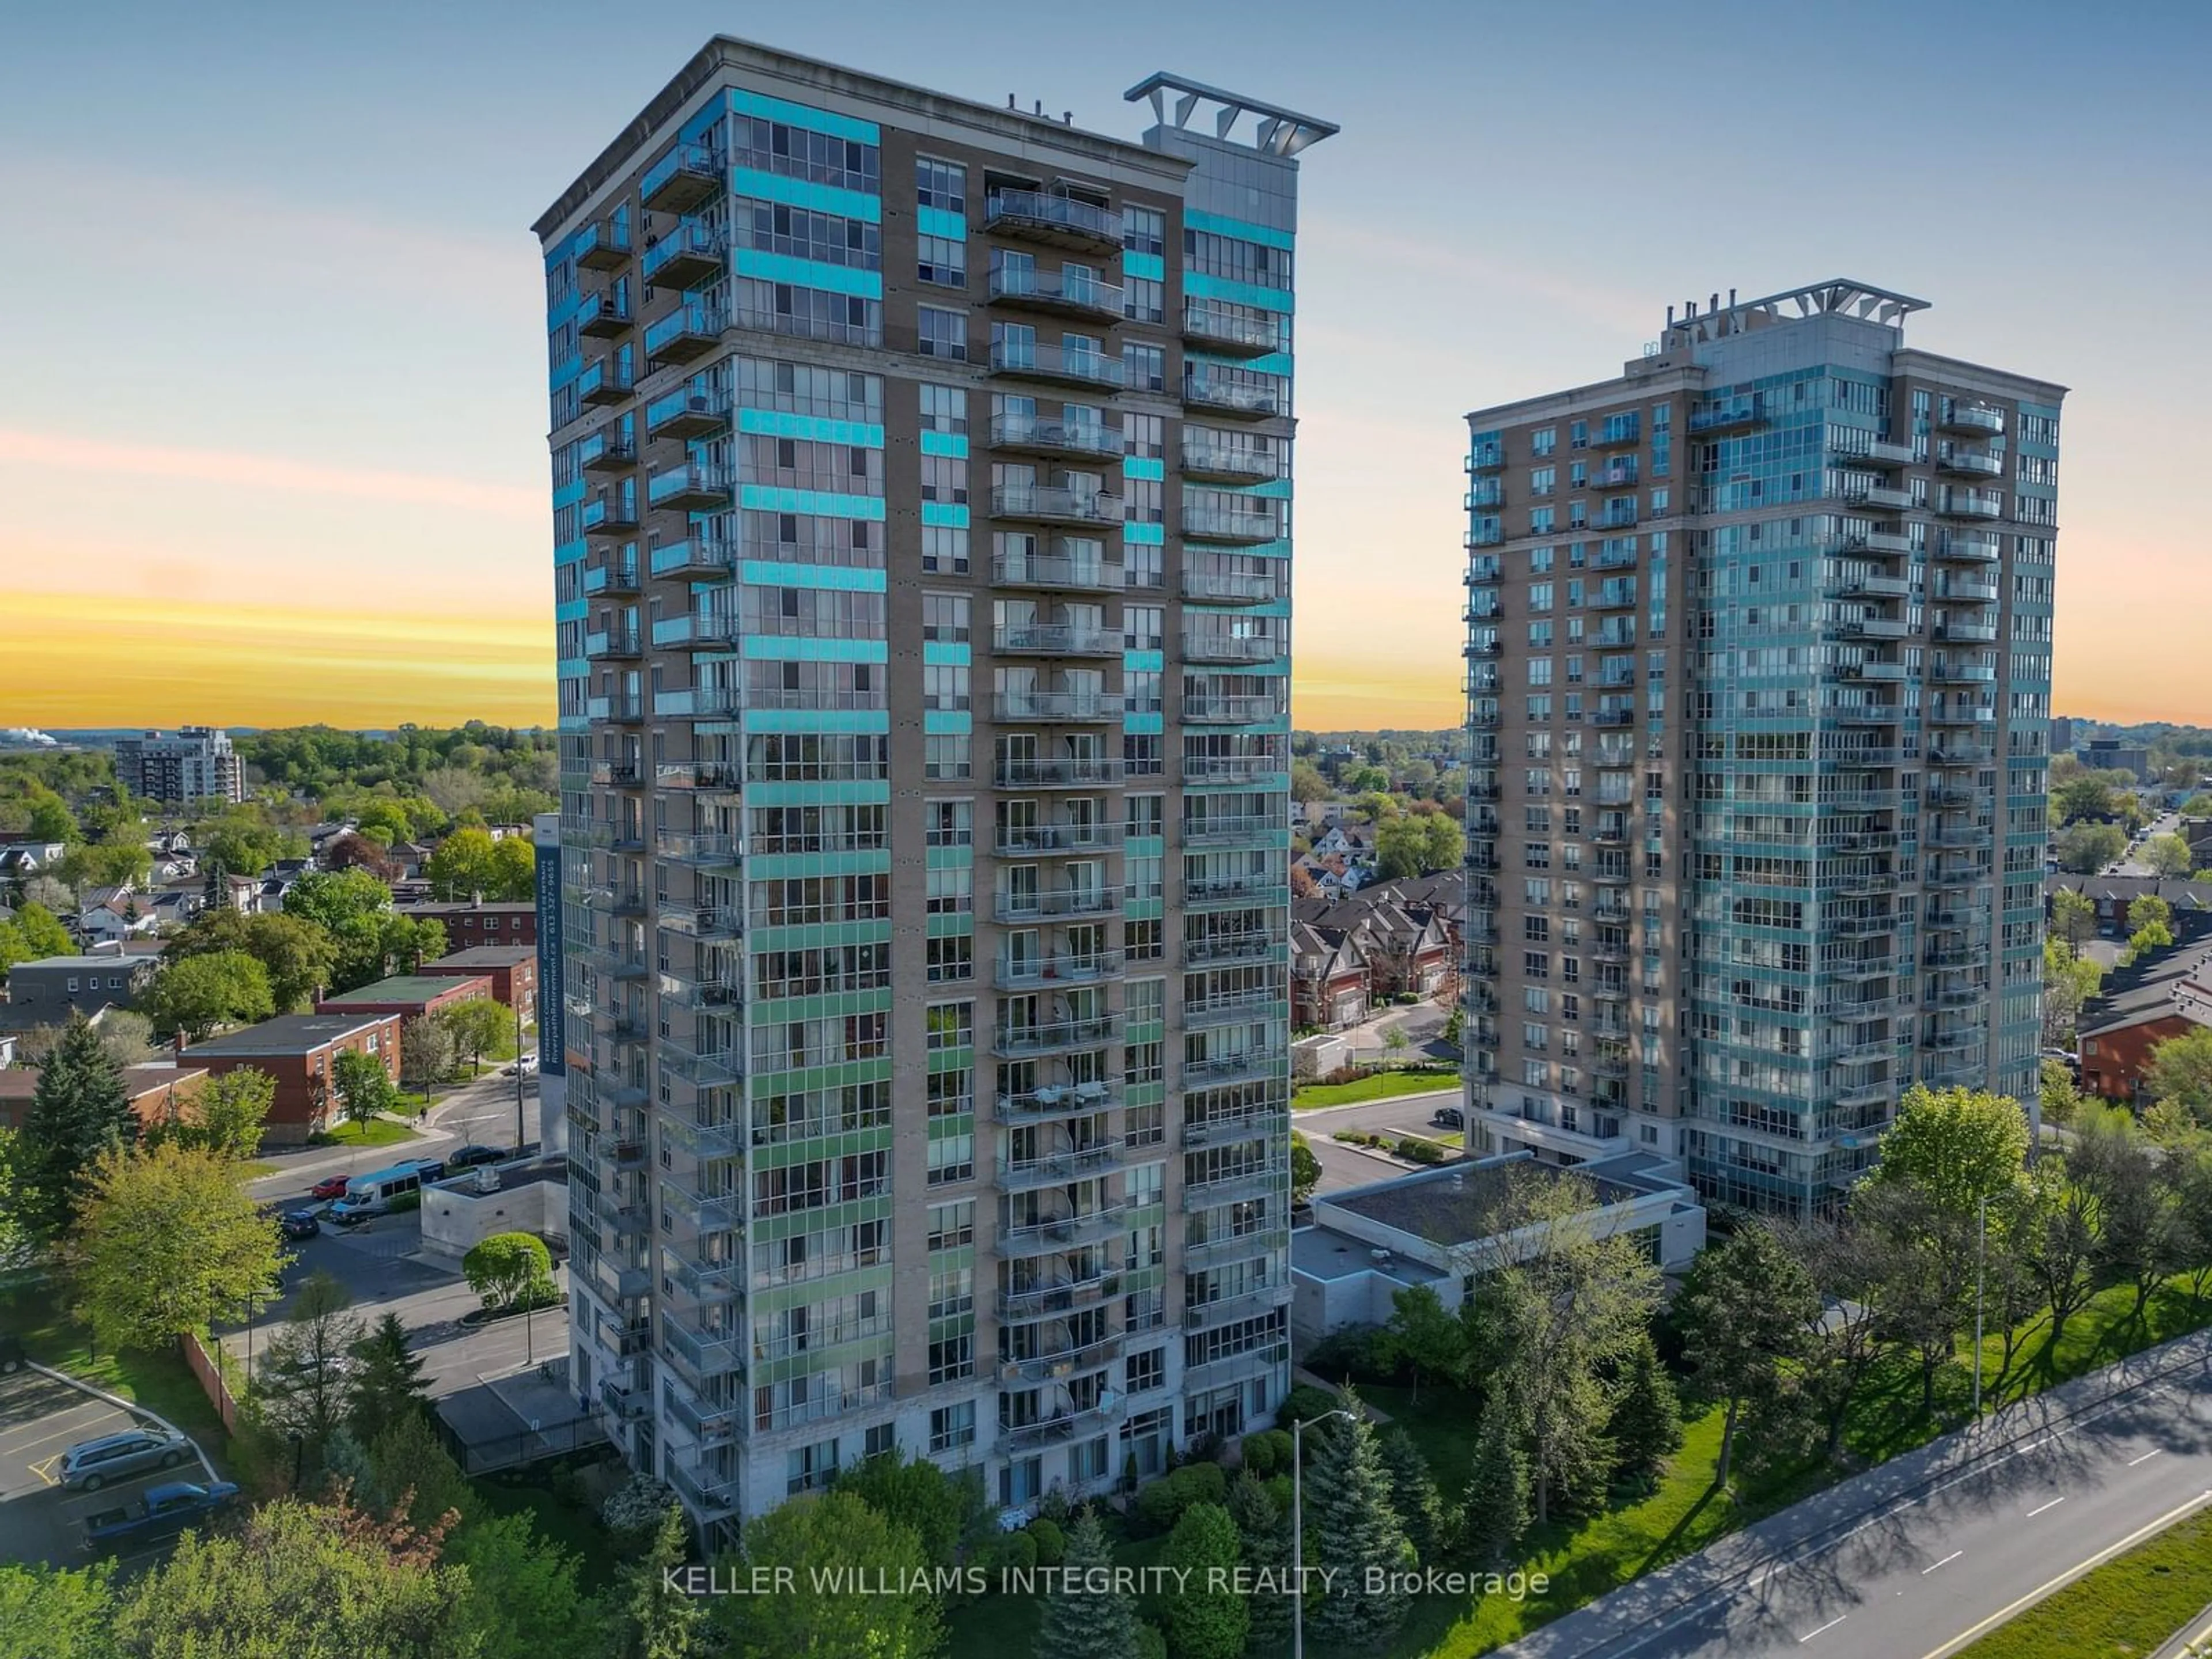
left=988, top=340, right=1127, bottom=389
left=988, top=264, right=1123, bottom=318
left=983, top=189, right=1123, bottom=248
left=641, top=142, right=722, bottom=212
left=989, top=412, right=1122, bottom=460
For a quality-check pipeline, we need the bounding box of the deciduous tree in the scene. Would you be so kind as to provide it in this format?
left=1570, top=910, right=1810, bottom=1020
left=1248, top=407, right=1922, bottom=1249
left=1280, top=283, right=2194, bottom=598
left=1868, top=1084, right=2031, bottom=1216
left=463, top=1232, right=556, bottom=1313
left=1380, top=1282, right=1463, bottom=1402
left=1159, top=1502, right=1247, bottom=1659
left=709, top=1489, right=944, bottom=1659
left=256, top=1270, right=366, bottom=1450
left=144, top=949, right=274, bottom=1041
left=438, top=995, right=510, bottom=1075
left=2147, top=1027, right=2212, bottom=1130
left=1672, top=1224, right=1816, bottom=1486
left=2050, top=888, right=2097, bottom=955
left=331, top=1049, right=399, bottom=1127
left=67, top=1142, right=284, bottom=1353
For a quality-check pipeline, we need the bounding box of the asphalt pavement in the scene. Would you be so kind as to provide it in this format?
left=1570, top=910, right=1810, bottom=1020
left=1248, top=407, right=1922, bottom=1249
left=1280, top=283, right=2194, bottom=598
left=1499, top=1327, right=2212, bottom=1659
left=1295, top=1086, right=1463, bottom=1194
left=0, top=1368, right=218, bottom=1567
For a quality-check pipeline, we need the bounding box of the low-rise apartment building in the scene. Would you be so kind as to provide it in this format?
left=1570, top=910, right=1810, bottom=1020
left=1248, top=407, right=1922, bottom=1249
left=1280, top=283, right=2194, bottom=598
left=181, top=1013, right=403, bottom=1143
left=5, top=955, right=158, bottom=1018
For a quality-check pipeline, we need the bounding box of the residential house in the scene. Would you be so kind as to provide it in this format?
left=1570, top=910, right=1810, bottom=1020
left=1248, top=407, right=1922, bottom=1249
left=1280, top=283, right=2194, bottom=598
left=6, top=954, right=158, bottom=1017
left=1292, top=922, right=1369, bottom=1030
left=1287, top=872, right=1468, bottom=1027
left=180, top=1012, right=403, bottom=1144
left=2076, top=941, right=2212, bottom=1104
left=2046, top=876, right=2212, bottom=944
left=74, top=900, right=158, bottom=947
left=0, top=839, right=69, bottom=880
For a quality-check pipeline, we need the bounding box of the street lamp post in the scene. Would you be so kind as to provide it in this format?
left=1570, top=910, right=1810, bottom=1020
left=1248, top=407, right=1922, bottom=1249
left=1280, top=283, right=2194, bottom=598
left=1292, top=1407, right=1357, bottom=1659
left=1972, top=1192, right=1988, bottom=1414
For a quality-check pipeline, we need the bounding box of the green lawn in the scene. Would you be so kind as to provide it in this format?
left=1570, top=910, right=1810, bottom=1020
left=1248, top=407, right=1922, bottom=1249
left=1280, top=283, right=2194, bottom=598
left=469, top=1460, right=624, bottom=1593
left=1293, top=1070, right=1460, bottom=1111
left=0, top=1283, right=228, bottom=1453
left=307, top=1117, right=421, bottom=1149
left=1950, top=1501, right=2212, bottom=1659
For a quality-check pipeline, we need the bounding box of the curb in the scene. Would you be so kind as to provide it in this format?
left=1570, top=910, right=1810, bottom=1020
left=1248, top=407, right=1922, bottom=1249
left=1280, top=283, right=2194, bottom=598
left=25, top=1360, right=221, bottom=1486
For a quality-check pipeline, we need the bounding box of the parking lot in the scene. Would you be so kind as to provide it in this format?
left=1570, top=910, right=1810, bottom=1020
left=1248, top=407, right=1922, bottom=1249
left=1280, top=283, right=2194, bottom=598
left=0, top=1369, right=214, bottom=1567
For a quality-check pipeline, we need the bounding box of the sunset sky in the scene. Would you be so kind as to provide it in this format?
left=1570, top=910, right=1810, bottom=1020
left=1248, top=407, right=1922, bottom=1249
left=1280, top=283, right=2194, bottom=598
left=5, top=0, right=2208, bottom=733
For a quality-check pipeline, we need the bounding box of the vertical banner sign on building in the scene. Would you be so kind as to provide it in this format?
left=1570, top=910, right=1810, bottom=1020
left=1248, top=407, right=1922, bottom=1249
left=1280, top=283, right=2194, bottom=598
left=535, top=836, right=565, bottom=1077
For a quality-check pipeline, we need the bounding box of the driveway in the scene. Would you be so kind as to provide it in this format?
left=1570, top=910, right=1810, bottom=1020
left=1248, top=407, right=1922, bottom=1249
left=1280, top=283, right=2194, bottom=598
left=1296, top=1086, right=1464, bottom=1195
left=0, top=1370, right=215, bottom=1567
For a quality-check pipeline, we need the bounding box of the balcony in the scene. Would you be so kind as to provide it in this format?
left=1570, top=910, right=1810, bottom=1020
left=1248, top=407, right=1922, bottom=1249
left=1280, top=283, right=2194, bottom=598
left=584, top=555, right=641, bottom=597
left=1838, top=482, right=1914, bottom=513
left=1183, top=505, right=1282, bottom=545
left=1690, top=398, right=1764, bottom=434
left=1181, top=440, right=1284, bottom=484
left=1183, top=1051, right=1286, bottom=1089
left=1936, top=444, right=2004, bottom=478
left=646, top=386, right=732, bottom=441
left=1930, top=661, right=1997, bottom=684
left=995, top=1143, right=1122, bottom=1191
left=659, top=903, right=743, bottom=944
left=1185, top=1158, right=1291, bottom=1206
left=989, top=412, right=1122, bottom=463
left=641, top=222, right=725, bottom=289
left=988, top=340, right=1127, bottom=391
left=578, top=427, right=635, bottom=475
left=1940, top=578, right=2002, bottom=604
left=1181, top=570, right=1281, bottom=605
left=1184, top=371, right=1282, bottom=420
left=1184, top=933, right=1287, bottom=968
left=581, top=490, right=638, bottom=537
left=1183, top=816, right=1285, bottom=850
left=994, top=756, right=1122, bottom=789
left=1927, top=743, right=1994, bottom=767
left=1000, top=1209, right=1128, bottom=1260
left=1182, top=297, right=1282, bottom=356
left=1938, top=490, right=2005, bottom=521
left=584, top=623, right=642, bottom=661
left=642, top=141, right=722, bottom=211
left=601, top=692, right=645, bottom=724
left=1184, top=990, right=1283, bottom=1029
left=991, top=550, right=1118, bottom=593
left=999, top=1265, right=1124, bottom=1320
left=1939, top=401, right=2006, bottom=436
left=988, top=264, right=1124, bottom=322
left=575, top=218, right=631, bottom=272
left=661, top=1036, right=744, bottom=1089
left=992, top=887, right=1119, bottom=924
left=992, top=622, right=1120, bottom=656
left=990, top=483, right=1122, bottom=527
left=653, top=613, right=740, bottom=653
left=1183, top=632, right=1283, bottom=666
left=1187, top=1225, right=1293, bottom=1270
left=993, top=822, right=1123, bottom=858
left=984, top=189, right=1123, bottom=251
left=650, top=533, right=740, bottom=579
left=1181, top=754, right=1285, bottom=784
left=994, top=951, right=1124, bottom=992
left=994, top=691, right=1126, bottom=723
left=1183, top=694, right=1283, bottom=725
left=578, top=357, right=634, bottom=406
left=1184, top=872, right=1282, bottom=908
left=662, top=1109, right=745, bottom=1161
left=649, top=463, right=733, bottom=512
left=1936, top=531, right=2001, bottom=563
left=643, top=302, right=725, bottom=367
left=1845, top=438, right=1916, bottom=468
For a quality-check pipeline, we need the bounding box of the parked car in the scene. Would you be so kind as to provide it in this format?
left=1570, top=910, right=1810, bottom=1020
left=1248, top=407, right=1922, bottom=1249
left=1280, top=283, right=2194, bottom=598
left=1430, top=1106, right=1465, bottom=1129
left=60, top=1427, right=194, bottom=1491
left=309, top=1175, right=351, bottom=1202
left=279, top=1209, right=320, bottom=1241
left=82, top=1480, right=238, bottom=1552
left=442, top=1144, right=503, bottom=1170
left=501, top=1054, right=540, bottom=1077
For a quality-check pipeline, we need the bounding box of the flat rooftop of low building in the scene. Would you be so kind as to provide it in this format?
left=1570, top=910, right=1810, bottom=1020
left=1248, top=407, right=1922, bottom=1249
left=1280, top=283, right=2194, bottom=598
left=320, top=975, right=486, bottom=1006
left=1293, top=1225, right=1450, bottom=1286
left=122, top=1063, right=207, bottom=1094
left=396, top=901, right=535, bottom=916
left=426, top=946, right=535, bottom=968
left=1321, top=1151, right=1687, bottom=1252
left=184, top=1012, right=392, bottom=1056
left=6, top=955, right=155, bottom=973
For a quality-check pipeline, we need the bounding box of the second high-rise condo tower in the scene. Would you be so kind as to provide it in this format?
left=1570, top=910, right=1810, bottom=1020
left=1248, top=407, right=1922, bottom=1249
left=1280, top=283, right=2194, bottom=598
left=534, top=38, right=1331, bottom=1538
left=1462, top=282, right=2063, bottom=1215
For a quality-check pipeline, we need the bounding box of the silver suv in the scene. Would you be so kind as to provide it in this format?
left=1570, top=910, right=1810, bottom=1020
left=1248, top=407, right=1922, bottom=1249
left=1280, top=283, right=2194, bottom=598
left=60, top=1426, right=193, bottom=1491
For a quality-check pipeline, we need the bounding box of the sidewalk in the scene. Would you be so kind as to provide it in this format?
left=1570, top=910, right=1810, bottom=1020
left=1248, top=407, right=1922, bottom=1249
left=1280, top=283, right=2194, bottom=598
left=244, top=1071, right=528, bottom=1195
left=1501, top=1323, right=2212, bottom=1657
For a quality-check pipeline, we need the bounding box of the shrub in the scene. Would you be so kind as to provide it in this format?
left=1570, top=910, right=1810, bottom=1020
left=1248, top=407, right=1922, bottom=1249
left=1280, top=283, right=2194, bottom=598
left=387, top=1191, right=423, bottom=1212
left=1027, top=1517, right=1065, bottom=1566
left=1240, top=1430, right=1294, bottom=1479
left=1277, top=1382, right=1342, bottom=1433
left=1134, top=1462, right=1230, bottom=1535
left=991, top=1528, right=1038, bottom=1574
left=1304, top=1327, right=1402, bottom=1385
left=1397, top=1137, right=1446, bottom=1165
left=1264, top=1474, right=1293, bottom=1516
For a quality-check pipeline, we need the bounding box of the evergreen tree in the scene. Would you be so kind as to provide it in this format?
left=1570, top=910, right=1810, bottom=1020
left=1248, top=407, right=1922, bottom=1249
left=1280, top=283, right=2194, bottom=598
left=202, top=855, right=228, bottom=911
left=1605, top=1332, right=1684, bottom=1491
left=1159, top=1502, right=1247, bottom=1659
left=1377, top=1427, right=1446, bottom=1561
left=1302, top=1388, right=1410, bottom=1644
left=17, top=1013, right=136, bottom=1240
left=1462, top=1397, right=1530, bottom=1564
left=1034, top=1507, right=1141, bottom=1659
left=617, top=1505, right=703, bottom=1659
left=347, top=1312, right=431, bottom=1444
left=1225, top=1472, right=1291, bottom=1656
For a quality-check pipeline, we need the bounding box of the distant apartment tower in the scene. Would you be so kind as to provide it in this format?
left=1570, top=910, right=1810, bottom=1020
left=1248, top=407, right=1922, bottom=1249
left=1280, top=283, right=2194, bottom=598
left=533, top=37, right=1330, bottom=1536
left=1461, top=281, right=2063, bottom=1215
left=114, top=726, right=242, bottom=806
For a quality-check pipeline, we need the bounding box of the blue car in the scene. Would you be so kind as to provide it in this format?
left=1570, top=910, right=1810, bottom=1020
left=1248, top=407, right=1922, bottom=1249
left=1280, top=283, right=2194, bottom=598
left=82, top=1480, right=239, bottom=1551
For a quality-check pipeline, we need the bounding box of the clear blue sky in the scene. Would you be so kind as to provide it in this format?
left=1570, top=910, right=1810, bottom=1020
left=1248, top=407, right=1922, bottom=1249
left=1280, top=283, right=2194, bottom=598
left=5, top=0, right=2207, bottom=727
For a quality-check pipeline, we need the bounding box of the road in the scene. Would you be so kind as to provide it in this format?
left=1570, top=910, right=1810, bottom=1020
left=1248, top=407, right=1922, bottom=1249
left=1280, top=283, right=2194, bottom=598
left=1295, top=1086, right=1461, bottom=1194
left=2105, top=809, right=2182, bottom=878
left=1501, top=1332, right=2212, bottom=1659
left=244, top=1066, right=535, bottom=1208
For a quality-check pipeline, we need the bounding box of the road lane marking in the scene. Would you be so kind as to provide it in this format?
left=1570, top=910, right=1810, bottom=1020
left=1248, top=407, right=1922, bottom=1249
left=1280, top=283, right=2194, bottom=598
left=2128, top=1449, right=2162, bottom=1466
left=2027, top=1496, right=2066, bottom=1516
left=1800, top=1614, right=1847, bottom=1642
left=1922, top=1551, right=1963, bottom=1574
left=1914, top=1488, right=2212, bottom=1659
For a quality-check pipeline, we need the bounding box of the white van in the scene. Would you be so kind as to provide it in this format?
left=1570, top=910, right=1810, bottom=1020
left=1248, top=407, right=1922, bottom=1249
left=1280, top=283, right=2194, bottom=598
left=328, top=1158, right=443, bottom=1222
